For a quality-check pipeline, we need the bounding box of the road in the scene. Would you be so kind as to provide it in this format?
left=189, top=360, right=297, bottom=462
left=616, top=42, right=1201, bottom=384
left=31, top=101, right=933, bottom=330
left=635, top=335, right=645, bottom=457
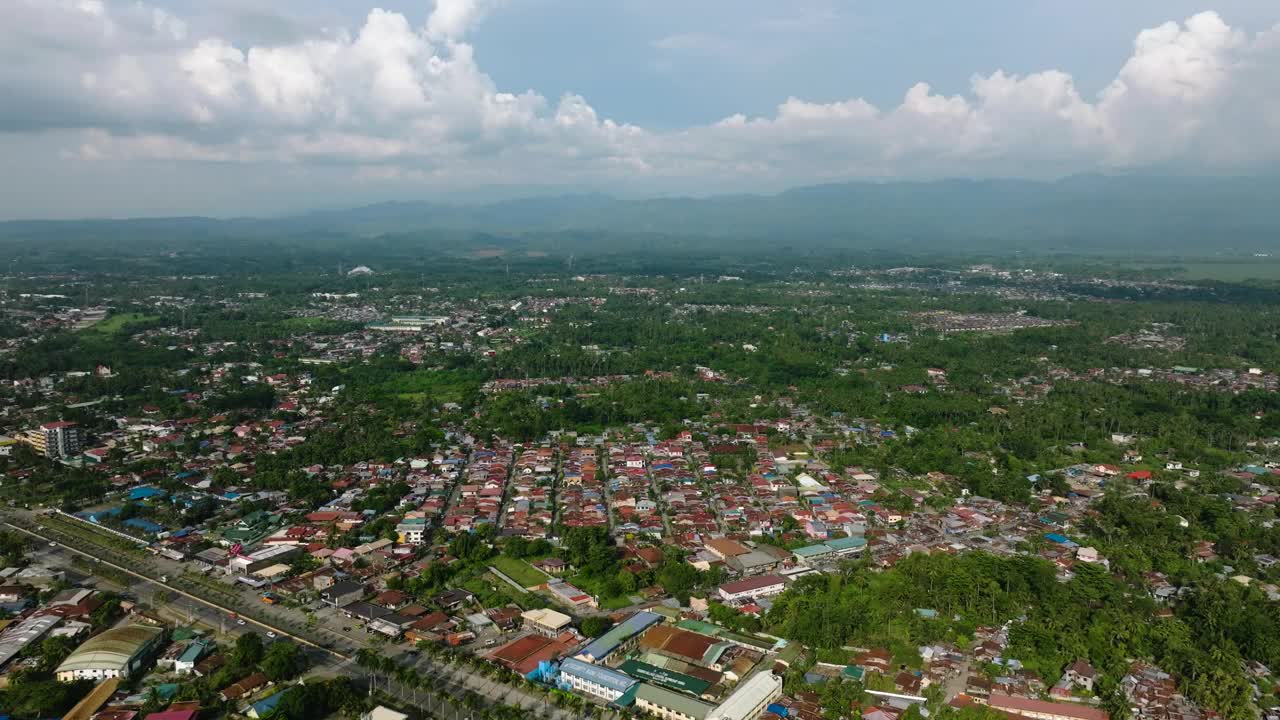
left=5, top=511, right=585, bottom=720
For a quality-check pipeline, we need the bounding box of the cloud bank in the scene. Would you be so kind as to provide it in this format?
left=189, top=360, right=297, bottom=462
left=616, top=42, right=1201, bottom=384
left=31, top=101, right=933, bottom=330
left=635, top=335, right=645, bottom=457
left=3, top=0, right=1279, bottom=194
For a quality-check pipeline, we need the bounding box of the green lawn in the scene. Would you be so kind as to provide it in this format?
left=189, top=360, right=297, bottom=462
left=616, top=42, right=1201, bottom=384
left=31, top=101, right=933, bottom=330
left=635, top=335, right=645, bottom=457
left=598, top=594, right=634, bottom=610
left=82, top=312, right=158, bottom=333
left=491, top=556, right=550, bottom=588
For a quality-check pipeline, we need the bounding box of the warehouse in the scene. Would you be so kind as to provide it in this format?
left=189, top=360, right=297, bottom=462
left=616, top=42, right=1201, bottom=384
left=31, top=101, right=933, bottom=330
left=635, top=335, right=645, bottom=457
left=55, top=624, right=166, bottom=682
left=228, top=544, right=301, bottom=575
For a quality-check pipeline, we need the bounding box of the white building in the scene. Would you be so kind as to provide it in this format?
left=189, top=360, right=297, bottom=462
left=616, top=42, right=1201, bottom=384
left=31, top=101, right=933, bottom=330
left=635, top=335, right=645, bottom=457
left=521, top=608, right=572, bottom=638
left=559, top=657, right=637, bottom=702
left=228, top=544, right=301, bottom=575
left=708, top=671, right=783, bottom=720
left=55, top=624, right=165, bottom=682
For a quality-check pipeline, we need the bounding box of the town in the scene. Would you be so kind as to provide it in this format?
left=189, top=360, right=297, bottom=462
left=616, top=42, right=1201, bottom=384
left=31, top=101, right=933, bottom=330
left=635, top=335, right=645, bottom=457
left=0, top=258, right=1278, bottom=720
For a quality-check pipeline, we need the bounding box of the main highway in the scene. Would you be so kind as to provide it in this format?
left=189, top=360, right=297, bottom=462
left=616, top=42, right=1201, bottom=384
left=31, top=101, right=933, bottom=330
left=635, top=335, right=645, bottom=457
left=3, top=510, right=584, bottom=720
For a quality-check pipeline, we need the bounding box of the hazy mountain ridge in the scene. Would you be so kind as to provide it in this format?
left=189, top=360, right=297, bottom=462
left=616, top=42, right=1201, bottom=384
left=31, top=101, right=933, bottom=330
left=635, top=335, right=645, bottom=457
left=3, top=176, right=1278, bottom=253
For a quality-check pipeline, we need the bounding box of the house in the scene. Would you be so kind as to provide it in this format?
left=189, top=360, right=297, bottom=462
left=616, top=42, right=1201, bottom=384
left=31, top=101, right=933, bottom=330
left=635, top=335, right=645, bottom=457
left=862, top=706, right=902, bottom=720
left=894, top=671, right=923, bottom=694
left=853, top=648, right=893, bottom=674
left=1051, top=660, right=1096, bottom=698
left=374, top=589, right=409, bottom=609
left=219, top=672, right=269, bottom=702
left=173, top=639, right=210, bottom=675
left=433, top=588, right=475, bottom=611
left=533, top=558, right=567, bottom=576
left=321, top=580, right=365, bottom=607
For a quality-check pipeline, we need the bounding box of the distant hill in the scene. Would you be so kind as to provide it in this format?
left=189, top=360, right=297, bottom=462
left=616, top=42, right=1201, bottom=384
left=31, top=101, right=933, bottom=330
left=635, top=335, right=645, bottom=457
left=3, top=175, right=1278, bottom=255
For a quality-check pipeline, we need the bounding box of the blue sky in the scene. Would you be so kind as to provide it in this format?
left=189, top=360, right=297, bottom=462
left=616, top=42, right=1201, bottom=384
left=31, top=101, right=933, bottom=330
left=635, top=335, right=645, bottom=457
left=1, top=0, right=1278, bottom=218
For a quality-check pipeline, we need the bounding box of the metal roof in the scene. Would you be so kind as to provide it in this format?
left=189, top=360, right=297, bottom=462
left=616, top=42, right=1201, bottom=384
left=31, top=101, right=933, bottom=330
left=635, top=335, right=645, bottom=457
left=636, top=683, right=715, bottom=720
left=709, top=671, right=782, bottom=720
left=56, top=624, right=163, bottom=675
left=0, top=615, right=62, bottom=669
left=577, top=610, right=661, bottom=661
left=560, top=657, right=638, bottom=693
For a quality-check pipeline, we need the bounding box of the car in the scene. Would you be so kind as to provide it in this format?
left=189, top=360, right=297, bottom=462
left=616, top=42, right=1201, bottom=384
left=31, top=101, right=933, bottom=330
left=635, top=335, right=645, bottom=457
left=266, top=631, right=277, bottom=639
left=237, top=619, right=247, bottom=626
left=342, top=626, right=351, bottom=631
left=48, top=542, right=58, bottom=548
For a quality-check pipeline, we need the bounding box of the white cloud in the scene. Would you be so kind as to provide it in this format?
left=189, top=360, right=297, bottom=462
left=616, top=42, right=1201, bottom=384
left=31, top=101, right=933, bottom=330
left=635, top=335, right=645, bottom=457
left=426, top=0, right=491, bottom=40
left=0, top=2, right=1278, bottom=198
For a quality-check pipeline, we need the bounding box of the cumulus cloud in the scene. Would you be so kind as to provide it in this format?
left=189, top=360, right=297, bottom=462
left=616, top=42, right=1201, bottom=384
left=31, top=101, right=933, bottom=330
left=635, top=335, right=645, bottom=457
left=426, top=0, right=491, bottom=40
left=0, top=2, right=1278, bottom=195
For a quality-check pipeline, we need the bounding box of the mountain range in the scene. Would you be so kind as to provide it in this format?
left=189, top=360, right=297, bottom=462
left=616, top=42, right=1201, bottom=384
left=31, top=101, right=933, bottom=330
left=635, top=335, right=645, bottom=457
left=3, top=175, right=1277, bottom=255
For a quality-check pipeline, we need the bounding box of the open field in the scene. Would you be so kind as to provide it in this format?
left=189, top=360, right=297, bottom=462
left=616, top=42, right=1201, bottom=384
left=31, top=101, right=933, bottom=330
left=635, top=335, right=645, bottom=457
left=491, top=556, right=550, bottom=588
left=81, top=312, right=158, bottom=333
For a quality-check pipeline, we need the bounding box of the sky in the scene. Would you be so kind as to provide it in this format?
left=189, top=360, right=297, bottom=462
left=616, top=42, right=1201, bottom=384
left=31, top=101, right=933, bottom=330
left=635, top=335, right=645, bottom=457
left=2, top=0, right=1279, bottom=219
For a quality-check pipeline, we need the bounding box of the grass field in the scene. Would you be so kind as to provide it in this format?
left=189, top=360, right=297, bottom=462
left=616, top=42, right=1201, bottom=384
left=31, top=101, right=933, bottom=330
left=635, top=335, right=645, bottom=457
left=83, top=312, right=158, bottom=333
left=491, top=556, right=550, bottom=588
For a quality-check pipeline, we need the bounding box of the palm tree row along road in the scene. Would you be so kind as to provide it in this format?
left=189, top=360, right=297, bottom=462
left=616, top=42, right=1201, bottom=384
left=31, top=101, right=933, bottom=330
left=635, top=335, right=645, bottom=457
left=2, top=510, right=596, bottom=720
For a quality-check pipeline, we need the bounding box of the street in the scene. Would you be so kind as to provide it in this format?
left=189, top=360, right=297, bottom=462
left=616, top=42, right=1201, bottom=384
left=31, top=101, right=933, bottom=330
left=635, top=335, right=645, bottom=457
left=4, top=512, right=584, bottom=720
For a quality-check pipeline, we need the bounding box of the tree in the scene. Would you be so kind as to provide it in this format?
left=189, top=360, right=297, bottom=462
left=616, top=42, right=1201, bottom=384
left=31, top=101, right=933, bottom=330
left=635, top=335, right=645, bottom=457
left=232, top=631, right=264, bottom=667
left=261, top=642, right=308, bottom=681
left=580, top=616, right=613, bottom=638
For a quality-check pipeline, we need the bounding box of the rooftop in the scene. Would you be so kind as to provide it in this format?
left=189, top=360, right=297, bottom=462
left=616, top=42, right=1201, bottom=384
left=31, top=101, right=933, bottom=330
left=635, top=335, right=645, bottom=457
left=636, top=682, right=716, bottom=719
left=57, top=624, right=164, bottom=675
left=561, top=656, right=639, bottom=693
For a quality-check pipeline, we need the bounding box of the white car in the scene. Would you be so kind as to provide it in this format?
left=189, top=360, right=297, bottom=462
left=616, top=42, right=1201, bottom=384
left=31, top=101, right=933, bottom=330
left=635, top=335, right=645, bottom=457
left=236, top=619, right=247, bottom=626
left=266, top=631, right=277, bottom=639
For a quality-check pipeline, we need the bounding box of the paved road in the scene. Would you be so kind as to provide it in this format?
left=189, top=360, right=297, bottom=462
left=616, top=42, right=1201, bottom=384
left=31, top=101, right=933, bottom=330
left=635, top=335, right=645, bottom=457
left=5, top=512, right=584, bottom=720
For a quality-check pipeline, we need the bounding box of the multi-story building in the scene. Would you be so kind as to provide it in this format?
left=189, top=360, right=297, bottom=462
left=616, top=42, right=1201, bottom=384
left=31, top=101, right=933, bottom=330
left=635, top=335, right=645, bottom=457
left=396, top=514, right=429, bottom=544
left=558, top=657, right=637, bottom=702
left=26, top=421, right=84, bottom=459
left=521, top=608, right=573, bottom=638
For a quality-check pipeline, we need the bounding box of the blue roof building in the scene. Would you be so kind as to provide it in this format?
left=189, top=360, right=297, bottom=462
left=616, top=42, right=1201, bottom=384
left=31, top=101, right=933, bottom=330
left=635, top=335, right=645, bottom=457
left=559, top=657, right=638, bottom=702
left=575, top=611, right=662, bottom=664
left=248, top=690, right=286, bottom=718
